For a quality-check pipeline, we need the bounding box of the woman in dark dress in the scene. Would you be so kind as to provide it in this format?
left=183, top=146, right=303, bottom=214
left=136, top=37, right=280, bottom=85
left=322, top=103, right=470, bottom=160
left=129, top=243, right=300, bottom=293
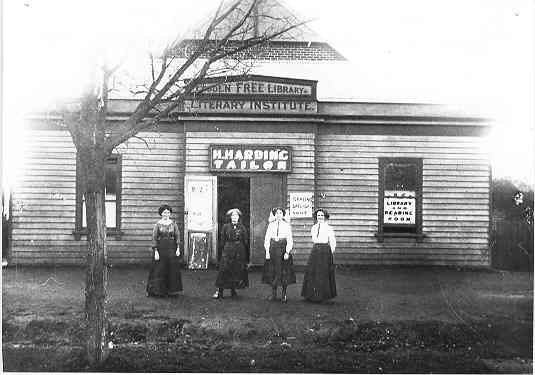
left=262, top=207, right=296, bottom=303
left=301, top=208, right=337, bottom=302
left=212, top=208, right=250, bottom=299
left=147, top=204, right=183, bottom=297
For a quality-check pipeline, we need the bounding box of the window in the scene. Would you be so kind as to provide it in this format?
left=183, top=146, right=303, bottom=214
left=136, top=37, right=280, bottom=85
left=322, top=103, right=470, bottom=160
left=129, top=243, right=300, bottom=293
left=377, top=158, right=423, bottom=241
left=74, top=154, right=122, bottom=240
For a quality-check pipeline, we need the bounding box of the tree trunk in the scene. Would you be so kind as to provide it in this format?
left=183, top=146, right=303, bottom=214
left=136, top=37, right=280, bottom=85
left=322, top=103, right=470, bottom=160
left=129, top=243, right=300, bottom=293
left=80, top=150, right=109, bottom=367
left=75, top=86, right=110, bottom=367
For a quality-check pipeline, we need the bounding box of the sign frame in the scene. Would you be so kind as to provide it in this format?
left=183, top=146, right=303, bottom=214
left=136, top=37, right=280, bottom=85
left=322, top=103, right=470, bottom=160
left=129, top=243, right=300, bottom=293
left=209, top=144, right=293, bottom=173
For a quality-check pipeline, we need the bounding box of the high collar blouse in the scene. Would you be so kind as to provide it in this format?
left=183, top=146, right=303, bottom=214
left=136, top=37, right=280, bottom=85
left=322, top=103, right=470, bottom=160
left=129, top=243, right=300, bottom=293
left=264, top=219, right=293, bottom=253
left=310, top=222, right=336, bottom=252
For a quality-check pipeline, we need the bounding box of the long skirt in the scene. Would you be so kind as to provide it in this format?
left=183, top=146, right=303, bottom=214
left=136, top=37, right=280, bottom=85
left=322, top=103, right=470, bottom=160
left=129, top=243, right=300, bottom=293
left=262, top=239, right=296, bottom=287
left=215, top=240, right=249, bottom=289
left=301, top=243, right=337, bottom=302
left=147, top=239, right=183, bottom=297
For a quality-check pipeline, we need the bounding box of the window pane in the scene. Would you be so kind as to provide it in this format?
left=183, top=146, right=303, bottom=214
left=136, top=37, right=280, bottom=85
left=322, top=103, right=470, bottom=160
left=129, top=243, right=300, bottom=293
left=105, top=164, right=117, bottom=196
left=82, top=198, right=86, bottom=227
left=384, top=163, right=417, bottom=191
left=105, top=201, right=116, bottom=228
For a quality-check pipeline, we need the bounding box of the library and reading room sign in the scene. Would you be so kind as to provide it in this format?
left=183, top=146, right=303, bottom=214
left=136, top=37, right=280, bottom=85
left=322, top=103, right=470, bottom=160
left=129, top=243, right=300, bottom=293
left=184, top=76, right=317, bottom=114
left=210, top=145, right=292, bottom=172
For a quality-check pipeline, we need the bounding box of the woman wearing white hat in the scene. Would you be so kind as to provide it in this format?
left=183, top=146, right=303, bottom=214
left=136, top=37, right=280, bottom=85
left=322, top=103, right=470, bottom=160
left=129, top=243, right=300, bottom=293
left=212, top=208, right=250, bottom=299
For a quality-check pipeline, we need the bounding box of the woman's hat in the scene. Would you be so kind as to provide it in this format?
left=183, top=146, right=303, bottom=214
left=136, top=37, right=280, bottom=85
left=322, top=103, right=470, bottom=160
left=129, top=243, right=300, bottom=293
left=226, top=208, right=242, bottom=216
left=158, top=204, right=173, bottom=216
left=313, top=208, right=330, bottom=220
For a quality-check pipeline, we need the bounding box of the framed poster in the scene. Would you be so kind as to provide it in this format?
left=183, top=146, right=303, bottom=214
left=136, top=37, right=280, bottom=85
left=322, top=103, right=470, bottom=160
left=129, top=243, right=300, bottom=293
left=188, top=231, right=211, bottom=270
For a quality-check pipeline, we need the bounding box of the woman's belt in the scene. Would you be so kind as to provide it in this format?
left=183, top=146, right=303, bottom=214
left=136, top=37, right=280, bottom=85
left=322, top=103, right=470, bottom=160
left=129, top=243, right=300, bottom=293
left=271, top=238, right=287, bottom=242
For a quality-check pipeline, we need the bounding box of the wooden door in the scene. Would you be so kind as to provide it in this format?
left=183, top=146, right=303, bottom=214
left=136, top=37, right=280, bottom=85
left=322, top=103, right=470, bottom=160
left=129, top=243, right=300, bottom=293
left=250, top=175, right=285, bottom=265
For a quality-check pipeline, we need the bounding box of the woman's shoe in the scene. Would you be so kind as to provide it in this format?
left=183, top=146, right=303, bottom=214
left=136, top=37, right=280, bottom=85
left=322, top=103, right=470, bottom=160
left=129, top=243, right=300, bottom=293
left=212, top=291, right=223, bottom=299
left=281, top=295, right=288, bottom=303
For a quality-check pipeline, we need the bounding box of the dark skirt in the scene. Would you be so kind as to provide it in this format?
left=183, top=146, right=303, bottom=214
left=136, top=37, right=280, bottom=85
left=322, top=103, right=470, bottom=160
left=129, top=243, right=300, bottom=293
left=147, top=238, right=183, bottom=297
left=301, top=243, right=337, bottom=302
left=262, top=239, right=296, bottom=287
left=215, top=240, right=249, bottom=289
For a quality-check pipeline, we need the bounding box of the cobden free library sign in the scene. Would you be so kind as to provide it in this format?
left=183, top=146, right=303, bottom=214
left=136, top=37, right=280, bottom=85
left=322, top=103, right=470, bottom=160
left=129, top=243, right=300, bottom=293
left=210, top=145, right=292, bottom=172
left=183, top=75, right=318, bottom=114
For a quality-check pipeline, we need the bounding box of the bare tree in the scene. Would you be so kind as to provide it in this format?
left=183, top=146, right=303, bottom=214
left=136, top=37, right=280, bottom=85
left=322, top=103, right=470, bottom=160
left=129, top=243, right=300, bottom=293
left=60, top=0, right=306, bottom=366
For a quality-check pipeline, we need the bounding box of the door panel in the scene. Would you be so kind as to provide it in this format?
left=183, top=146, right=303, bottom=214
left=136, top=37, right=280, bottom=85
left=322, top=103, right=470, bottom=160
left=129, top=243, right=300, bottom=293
left=184, top=176, right=217, bottom=266
left=250, top=175, right=284, bottom=265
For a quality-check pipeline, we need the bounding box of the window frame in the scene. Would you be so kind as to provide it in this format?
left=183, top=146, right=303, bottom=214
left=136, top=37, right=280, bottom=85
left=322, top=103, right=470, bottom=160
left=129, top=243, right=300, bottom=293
left=73, top=154, right=123, bottom=240
left=377, top=157, right=424, bottom=242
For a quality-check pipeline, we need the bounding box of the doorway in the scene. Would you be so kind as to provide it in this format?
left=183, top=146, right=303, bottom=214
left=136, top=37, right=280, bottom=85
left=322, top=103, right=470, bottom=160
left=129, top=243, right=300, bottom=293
left=217, top=177, right=251, bottom=246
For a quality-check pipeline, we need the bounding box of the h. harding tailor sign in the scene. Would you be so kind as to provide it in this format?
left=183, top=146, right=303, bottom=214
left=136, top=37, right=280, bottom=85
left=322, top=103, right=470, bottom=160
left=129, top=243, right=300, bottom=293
left=210, top=145, right=292, bottom=173
left=183, top=75, right=317, bottom=114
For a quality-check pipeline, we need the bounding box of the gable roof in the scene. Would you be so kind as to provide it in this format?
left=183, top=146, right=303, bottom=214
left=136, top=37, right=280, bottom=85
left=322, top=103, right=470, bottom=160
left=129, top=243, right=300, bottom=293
left=180, top=0, right=321, bottom=43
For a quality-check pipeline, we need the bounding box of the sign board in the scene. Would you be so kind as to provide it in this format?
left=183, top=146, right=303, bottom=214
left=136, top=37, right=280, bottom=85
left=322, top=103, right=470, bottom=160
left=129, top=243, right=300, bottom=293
left=209, top=145, right=292, bottom=173
left=183, top=99, right=317, bottom=114
left=184, top=75, right=317, bottom=114
left=383, top=190, right=415, bottom=225
left=186, top=179, right=214, bottom=230
left=290, top=192, right=313, bottom=218
left=192, top=80, right=313, bottom=97
left=188, top=232, right=210, bottom=270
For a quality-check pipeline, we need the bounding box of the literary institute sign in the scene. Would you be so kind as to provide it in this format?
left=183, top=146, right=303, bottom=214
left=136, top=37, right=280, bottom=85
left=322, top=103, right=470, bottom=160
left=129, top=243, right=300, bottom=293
left=184, top=75, right=317, bottom=114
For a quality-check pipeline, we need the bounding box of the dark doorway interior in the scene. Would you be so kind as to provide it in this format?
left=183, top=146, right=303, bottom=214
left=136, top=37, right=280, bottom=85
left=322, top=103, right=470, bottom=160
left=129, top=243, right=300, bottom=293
left=217, top=176, right=250, bottom=245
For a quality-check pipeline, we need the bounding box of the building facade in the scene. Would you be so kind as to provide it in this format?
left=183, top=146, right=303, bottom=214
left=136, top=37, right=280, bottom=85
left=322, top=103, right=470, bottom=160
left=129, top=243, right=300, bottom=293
left=9, top=74, right=491, bottom=267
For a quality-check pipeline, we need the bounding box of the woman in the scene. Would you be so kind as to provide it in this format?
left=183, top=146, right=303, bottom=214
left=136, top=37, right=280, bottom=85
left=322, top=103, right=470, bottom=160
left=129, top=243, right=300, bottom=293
left=213, top=208, right=250, bottom=299
left=301, top=208, right=337, bottom=302
left=262, top=207, right=295, bottom=303
left=147, top=204, right=183, bottom=297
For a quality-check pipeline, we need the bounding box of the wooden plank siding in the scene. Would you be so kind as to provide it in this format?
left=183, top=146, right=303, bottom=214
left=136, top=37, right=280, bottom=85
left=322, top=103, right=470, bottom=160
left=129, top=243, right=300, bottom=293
left=315, top=133, right=490, bottom=266
left=185, top=131, right=315, bottom=257
left=10, top=129, right=185, bottom=265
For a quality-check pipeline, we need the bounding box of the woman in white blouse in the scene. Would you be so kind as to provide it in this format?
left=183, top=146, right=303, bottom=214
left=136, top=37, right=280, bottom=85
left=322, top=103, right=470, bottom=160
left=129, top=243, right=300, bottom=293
left=301, top=208, right=337, bottom=302
left=261, top=207, right=296, bottom=303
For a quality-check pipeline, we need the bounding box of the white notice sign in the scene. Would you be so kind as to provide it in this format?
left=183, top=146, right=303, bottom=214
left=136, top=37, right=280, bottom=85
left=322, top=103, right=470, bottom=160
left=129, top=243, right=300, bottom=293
left=290, top=192, right=313, bottom=218
left=187, top=181, right=213, bottom=230
left=383, top=190, right=415, bottom=225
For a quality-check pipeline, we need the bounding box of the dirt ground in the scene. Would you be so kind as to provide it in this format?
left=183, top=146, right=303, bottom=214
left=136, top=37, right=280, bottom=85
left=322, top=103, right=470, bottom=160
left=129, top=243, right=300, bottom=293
left=2, top=265, right=533, bottom=372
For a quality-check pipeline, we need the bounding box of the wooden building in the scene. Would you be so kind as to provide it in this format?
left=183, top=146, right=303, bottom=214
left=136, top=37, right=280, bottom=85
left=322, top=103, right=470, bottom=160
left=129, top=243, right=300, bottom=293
left=10, top=73, right=491, bottom=267
left=7, top=1, right=492, bottom=267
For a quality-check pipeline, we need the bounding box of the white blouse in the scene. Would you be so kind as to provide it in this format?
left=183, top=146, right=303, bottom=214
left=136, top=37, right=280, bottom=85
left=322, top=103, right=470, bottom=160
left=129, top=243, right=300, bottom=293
left=264, top=219, right=293, bottom=253
left=310, top=222, right=336, bottom=252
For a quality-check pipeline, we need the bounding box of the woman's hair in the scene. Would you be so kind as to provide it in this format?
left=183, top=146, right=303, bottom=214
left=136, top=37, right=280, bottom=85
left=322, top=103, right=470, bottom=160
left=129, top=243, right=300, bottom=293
left=312, top=208, right=330, bottom=221
left=226, top=208, right=242, bottom=217
left=158, top=204, right=173, bottom=216
left=271, top=207, right=286, bottom=216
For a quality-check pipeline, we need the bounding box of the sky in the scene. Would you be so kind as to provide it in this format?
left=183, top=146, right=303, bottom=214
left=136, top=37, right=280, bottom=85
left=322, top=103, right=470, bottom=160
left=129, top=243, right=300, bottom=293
left=2, top=0, right=535, bottom=188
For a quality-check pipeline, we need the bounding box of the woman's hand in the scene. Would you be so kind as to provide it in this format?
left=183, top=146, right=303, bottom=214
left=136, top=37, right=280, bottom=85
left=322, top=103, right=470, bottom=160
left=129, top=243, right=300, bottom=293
left=283, top=252, right=290, bottom=260
left=154, top=250, right=160, bottom=261
left=175, top=248, right=181, bottom=257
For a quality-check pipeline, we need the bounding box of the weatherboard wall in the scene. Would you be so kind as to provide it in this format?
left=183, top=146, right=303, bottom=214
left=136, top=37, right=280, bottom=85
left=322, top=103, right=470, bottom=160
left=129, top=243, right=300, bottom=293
left=316, top=130, right=491, bottom=267
left=9, top=125, right=185, bottom=265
